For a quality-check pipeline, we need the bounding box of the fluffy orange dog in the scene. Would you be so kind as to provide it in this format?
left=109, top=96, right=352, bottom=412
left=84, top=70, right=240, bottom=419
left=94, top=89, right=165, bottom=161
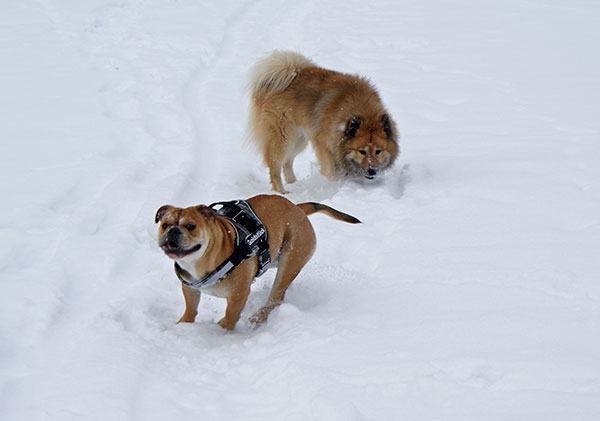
left=156, top=194, right=360, bottom=330
left=247, top=50, right=400, bottom=193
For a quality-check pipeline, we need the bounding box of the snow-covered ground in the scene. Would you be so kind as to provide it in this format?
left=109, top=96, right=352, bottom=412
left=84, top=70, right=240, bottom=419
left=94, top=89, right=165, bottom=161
left=1, top=1, right=599, bottom=419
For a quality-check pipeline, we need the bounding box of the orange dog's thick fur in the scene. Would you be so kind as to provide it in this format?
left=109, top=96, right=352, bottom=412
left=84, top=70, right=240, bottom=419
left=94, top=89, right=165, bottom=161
left=156, top=194, right=360, bottom=330
left=247, top=50, right=400, bottom=193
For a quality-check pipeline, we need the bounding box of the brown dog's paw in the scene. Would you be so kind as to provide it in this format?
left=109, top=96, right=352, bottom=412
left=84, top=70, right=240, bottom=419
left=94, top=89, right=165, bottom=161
left=177, top=313, right=197, bottom=324
left=249, top=307, right=271, bottom=326
left=217, top=318, right=236, bottom=330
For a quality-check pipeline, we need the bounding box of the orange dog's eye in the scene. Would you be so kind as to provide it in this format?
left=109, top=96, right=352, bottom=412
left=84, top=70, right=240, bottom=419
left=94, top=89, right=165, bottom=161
left=359, top=150, right=367, bottom=155
left=375, top=149, right=381, bottom=155
left=185, top=224, right=196, bottom=231
left=162, top=223, right=168, bottom=230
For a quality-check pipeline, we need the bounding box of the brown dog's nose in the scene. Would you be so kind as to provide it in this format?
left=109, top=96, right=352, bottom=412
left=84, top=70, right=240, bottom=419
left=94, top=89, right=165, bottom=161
left=367, top=167, right=377, bottom=176
left=167, top=227, right=181, bottom=245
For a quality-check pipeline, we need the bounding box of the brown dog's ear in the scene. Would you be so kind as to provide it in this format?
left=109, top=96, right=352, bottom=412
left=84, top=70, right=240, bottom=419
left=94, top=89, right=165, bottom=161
left=155, top=205, right=173, bottom=223
left=381, top=114, right=394, bottom=140
left=197, top=205, right=215, bottom=220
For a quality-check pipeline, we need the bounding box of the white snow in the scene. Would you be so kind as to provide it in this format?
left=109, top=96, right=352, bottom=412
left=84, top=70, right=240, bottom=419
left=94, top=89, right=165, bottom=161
left=2, top=1, right=600, bottom=420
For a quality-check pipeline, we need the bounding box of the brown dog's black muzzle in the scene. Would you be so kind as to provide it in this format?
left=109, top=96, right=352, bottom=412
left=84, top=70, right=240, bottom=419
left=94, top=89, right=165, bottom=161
left=161, top=227, right=183, bottom=255
left=165, top=227, right=181, bottom=247
left=161, top=227, right=202, bottom=259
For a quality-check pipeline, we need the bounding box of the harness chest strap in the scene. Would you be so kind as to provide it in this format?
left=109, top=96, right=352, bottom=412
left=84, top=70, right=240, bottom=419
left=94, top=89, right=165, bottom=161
left=174, top=200, right=270, bottom=290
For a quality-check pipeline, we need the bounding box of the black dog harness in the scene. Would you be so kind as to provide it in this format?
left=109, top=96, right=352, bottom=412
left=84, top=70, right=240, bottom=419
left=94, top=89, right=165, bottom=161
left=174, top=200, right=271, bottom=290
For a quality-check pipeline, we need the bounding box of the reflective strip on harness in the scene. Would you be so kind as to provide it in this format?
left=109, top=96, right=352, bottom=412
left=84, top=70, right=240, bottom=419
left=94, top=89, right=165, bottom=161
left=174, top=200, right=271, bottom=290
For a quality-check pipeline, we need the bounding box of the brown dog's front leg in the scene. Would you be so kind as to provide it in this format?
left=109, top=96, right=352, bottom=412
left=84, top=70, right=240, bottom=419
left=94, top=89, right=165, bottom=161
left=218, top=291, right=249, bottom=330
left=178, top=284, right=201, bottom=323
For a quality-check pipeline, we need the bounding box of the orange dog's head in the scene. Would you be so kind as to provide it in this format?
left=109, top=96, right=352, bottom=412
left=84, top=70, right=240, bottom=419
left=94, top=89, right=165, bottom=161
left=339, top=114, right=399, bottom=179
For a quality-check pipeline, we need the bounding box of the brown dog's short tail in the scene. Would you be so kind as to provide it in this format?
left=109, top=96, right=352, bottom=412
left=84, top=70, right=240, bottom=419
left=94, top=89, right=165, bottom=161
left=297, top=202, right=361, bottom=224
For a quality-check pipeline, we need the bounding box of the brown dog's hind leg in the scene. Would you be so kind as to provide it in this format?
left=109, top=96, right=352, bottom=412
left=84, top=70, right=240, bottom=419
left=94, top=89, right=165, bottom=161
left=178, top=284, right=201, bottom=323
left=250, top=228, right=316, bottom=325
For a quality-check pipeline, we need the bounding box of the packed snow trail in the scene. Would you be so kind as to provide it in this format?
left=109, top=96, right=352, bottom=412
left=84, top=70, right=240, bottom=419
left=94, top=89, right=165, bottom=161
left=1, top=1, right=599, bottom=420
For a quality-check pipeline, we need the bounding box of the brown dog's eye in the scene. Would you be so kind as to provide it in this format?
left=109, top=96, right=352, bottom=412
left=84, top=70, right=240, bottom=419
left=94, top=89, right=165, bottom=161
left=185, top=224, right=196, bottom=231
left=375, top=149, right=381, bottom=155
left=359, top=150, right=367, bottom=155
left=162, top=223, right=168, bottom=230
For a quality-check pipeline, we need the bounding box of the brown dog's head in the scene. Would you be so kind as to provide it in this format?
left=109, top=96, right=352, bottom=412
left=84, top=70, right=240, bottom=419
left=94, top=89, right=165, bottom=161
left=155, top=205, right=216, bottom=260
left=339, top=114, right=399, bottom=179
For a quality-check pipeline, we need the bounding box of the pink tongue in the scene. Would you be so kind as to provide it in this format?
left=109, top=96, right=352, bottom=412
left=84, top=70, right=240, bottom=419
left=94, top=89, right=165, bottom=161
left=168, top=253, right=178, bottom=259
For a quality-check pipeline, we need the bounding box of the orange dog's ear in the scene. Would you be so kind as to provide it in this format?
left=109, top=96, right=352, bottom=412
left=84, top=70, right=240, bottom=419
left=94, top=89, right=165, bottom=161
left=345, top=116, right=362, bottom=138
left=381, top=114, right=393, bottom=140
left=197, top=205, right=216, bottom=220
left=155, top=205, right=172, bottom=223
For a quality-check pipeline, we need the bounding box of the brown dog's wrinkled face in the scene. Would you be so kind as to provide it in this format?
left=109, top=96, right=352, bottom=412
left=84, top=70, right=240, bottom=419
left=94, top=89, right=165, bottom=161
left=340, top=114, right=399, bottom=179
left=155, top=205, right=215, bottom=260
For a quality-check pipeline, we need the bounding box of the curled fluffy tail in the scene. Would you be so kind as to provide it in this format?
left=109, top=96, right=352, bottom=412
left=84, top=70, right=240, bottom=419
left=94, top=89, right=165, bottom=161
left=247, top=50, right=315, bottom=98
left=297, top=202, right=361, bottom=224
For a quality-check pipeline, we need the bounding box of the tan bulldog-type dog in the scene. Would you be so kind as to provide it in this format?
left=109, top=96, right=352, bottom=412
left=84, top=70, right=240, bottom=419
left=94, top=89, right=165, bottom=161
left=155, top=194, right=360, bottom=330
